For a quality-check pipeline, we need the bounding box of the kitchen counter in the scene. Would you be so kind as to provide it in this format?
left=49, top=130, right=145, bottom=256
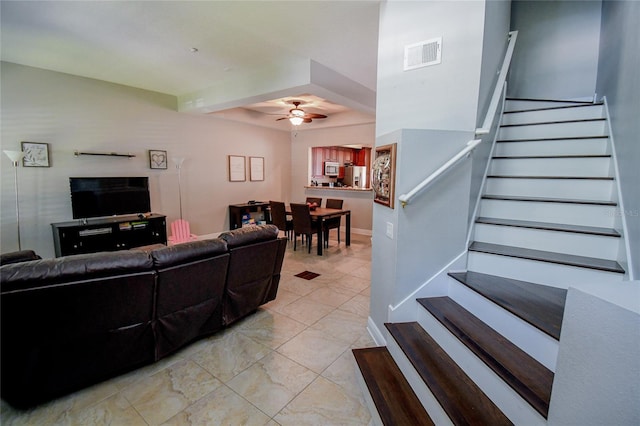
left=305, top=186, right=372, bottom=192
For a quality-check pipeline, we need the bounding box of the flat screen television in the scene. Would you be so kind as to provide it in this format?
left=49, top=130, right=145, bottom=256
left=70, top=177, right=151, bottom=219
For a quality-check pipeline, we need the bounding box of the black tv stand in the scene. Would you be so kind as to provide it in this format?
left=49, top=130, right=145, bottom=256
left=51, top=214, right=167, bottom=257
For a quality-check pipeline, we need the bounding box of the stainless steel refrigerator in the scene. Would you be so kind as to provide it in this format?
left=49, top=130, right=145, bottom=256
left=343, top=166, right=367, bottom=188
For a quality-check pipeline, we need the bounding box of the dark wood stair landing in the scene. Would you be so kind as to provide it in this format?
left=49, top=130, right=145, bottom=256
left=386, top=322, right=513, bottom=426
left=418, top=296, right=553, bottom=418
left=352, top=347, right=434, bottom=426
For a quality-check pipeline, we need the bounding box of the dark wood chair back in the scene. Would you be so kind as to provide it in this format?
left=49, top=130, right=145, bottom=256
left=290, top=203, right=318, bottom=252
left=305, top=197, right=322, bottom=207
left=324, top=199, right=344, bottom=247
left=269, top=201, right=292, bottom=238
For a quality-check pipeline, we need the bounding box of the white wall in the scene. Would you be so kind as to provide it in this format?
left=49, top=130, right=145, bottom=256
left=596, top=0, right=640, bottom=279
left=1, top=62, right=291, bottom=258
left=508, top=0, right=602, bottom=100
left=289, top=124, right=375, bottom=233
left=376, top=1, right=485, bottom=136
left=549, top=282, right=640, bottom=425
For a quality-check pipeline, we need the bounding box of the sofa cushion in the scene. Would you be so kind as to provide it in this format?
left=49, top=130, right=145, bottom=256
left=0, top=251, right=153, bottom=293
left=218, top=224, right=278, bottom=249
left=0, top=250, right=41, bottom=266
left=149, top=238, right=227, bottom=269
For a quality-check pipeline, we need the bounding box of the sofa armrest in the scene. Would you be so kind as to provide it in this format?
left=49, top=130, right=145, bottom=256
left=0, top=250, right=41, bottom=266
left=218, top=224, right=278, bottom=248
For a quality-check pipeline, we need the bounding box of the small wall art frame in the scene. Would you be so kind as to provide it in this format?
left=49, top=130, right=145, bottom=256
left=21, top=141, right=50, bottom=167
left=249, top=156, right=264, bottom=181
left=149, top=150, right=168, bottom=169
left=228, top=155, right=246, bottom=182
left=371, top=143, right=397, bottom=209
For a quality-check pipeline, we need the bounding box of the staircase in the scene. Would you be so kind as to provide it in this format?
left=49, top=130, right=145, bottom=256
left=353, top=98, right=627, bottom=425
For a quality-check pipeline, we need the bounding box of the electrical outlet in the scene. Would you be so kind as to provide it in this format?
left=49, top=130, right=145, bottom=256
left=386, top=222, right=393, bottom=239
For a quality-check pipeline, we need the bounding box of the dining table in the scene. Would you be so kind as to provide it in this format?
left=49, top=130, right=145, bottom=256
left=287, top=206, right=351, bottom=255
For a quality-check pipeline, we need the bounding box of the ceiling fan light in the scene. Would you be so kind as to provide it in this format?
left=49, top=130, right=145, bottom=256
left=289, top=116, right=304, bottom=126
left=291, top=108, right=305, bottom=118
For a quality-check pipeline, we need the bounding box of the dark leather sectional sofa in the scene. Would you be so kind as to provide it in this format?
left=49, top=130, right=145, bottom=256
left=0, top=225, right=286, bottom=409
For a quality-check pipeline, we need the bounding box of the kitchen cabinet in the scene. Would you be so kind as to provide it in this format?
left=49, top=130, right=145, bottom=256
left=311, top=146, right=371, bottom=177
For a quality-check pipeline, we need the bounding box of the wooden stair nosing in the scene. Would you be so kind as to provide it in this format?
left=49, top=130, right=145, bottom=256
left=481, top=194, right=617, bottom=206
left=500, top=118, right=606, bottom=128
left=492, top=154, right=611, bottom=159
left=505, top=97, right=596, bottom=105
left=475, top=217, right=621, bottom=238
left=468, top=241, right=625, bottom=274
left=448, top=271, right=566, bottom=340
left=385, top=322, right=513, bottom=426
left=504, top=102, right=604, bottom=114
left=417, top=296, right=553, bottom=418
left=487, top=175, right=614, bottom=180
left=497, top=135, right=608, bottom=143
left=352, top=347, right=434, bottom=426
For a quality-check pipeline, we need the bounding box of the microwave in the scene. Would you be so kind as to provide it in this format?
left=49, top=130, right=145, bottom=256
left=324, top=161, right=340, bottom=176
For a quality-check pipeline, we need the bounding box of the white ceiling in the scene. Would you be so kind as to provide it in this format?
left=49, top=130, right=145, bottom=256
left=1, top=1, right=381, bottom=131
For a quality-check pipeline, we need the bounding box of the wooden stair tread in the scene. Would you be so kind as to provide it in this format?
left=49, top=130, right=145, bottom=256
left=469, top=241, right=625, bottom=274
left=476, top=217, right=621, bottom=238
left=482, top=194, right=616, bottom=206
left=487, top=175, right=614, bottom=180
left=504, top=102, right=604, bottom=114
left=497, top=135, right=608, bottom=143
left=500, top=118, right=605, bottom=128
left=448, top=271, right=566, bottom=339
left=492, top=154, right=611, bottom=159
left=352, top=347, right=434, bottom=426
left=385, top=322, right=513, bottom=426
left=505, top=97, right=596, bottom=104
left=417, top=296, right=553, bottom=418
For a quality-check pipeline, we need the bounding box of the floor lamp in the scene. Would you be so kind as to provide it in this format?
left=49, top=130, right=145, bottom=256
left=3, top=150, right=25, bottom=250
left=172, top=157, right=186, bottom=220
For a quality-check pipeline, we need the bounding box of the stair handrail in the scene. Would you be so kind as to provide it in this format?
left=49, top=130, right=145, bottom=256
left=399, top=30, right=518, bottom=208
left=476, top=30, right=518, bottom=135
left=399, top=138, right=481, bottom=208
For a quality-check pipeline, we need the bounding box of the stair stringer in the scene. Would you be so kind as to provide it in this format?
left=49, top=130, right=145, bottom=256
left=602, top=97, right=634, bottom=280
left=415, top=300, right=547, bottom=425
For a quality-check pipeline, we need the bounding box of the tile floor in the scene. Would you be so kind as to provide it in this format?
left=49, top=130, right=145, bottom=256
left=1, top=232, right=377, bottom=425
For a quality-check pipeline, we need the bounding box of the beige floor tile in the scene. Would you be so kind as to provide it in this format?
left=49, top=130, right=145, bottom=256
left=227, top=351, right=317, bottom=417
left=311, top=308, right=368, bottom=344
left=273, top=376, right=371, bottom=426
left=236, top=309, right=307, bottom=349
left=162, top=385, right=270, bottom=426
left=322, top=350, right=368, bottom=404
left=276, top=328, right=351, bottom=374
left=122, top=359, right=222, bottom=425
left=190, top=331, right=272, bottom=382
left=303, top=285, right=358, bottom=308
left=338, top=293, right=371, bottom=318
left=271, top=297, right=335, bottom=326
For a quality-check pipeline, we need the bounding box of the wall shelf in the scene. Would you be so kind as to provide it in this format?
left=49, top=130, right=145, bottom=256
left=74, top=150, right=135, bottom=158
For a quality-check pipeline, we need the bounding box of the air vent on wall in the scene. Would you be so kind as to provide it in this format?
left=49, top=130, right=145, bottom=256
left=404, top=37, right=442, bottom=71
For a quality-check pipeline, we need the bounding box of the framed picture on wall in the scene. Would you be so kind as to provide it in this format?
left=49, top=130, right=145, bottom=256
left=249, top=156, right=264, bottom=181
left=371, top=143, right=397, bottom=208
left=228, top=155, right=246, bottom=181
left=149, top=150, right=168, bottom=169
left=21, top=141, right=50, bottom=167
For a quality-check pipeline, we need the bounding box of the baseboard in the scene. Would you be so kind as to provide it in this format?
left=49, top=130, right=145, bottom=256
left=367, top=316, right=386, bottom=346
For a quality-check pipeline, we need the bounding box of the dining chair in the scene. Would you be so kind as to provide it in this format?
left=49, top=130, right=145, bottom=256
left=305, top=197, right=322, bottom=208
left=324, top=198, right=344, bottom=247
left=269, top=200, right=293, bottom=239
left=290, top=202, right=319, bottom=253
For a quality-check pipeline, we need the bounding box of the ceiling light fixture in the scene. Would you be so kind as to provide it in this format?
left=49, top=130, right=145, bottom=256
left=289, top=116, right=304, bottom=126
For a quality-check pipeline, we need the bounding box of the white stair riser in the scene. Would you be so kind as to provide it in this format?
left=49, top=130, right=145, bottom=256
left=385, top=331, right=455, bottom=426
left=473, top=224, right=620, bottom=260
left=494, top=138, right=609, bottom=156
left=485, top=178, right=614, bottom=200
left=416, top=306, right=547, bottom=425
left=467, top=251, right=624, bottom=288
left=447, top=278, right=560, bottom=370
left=479, top=199, right=616, bottom=228
left=502, top=105, right=604, bottom=125
left=499, top=120, right=606, bottom=140
left=504, top=100, right=589, bottom=111
left=489, top=157, right=611, bottom=177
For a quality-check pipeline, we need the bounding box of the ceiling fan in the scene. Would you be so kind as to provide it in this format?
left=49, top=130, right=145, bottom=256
left=276, top=101, right=327, bottom=125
